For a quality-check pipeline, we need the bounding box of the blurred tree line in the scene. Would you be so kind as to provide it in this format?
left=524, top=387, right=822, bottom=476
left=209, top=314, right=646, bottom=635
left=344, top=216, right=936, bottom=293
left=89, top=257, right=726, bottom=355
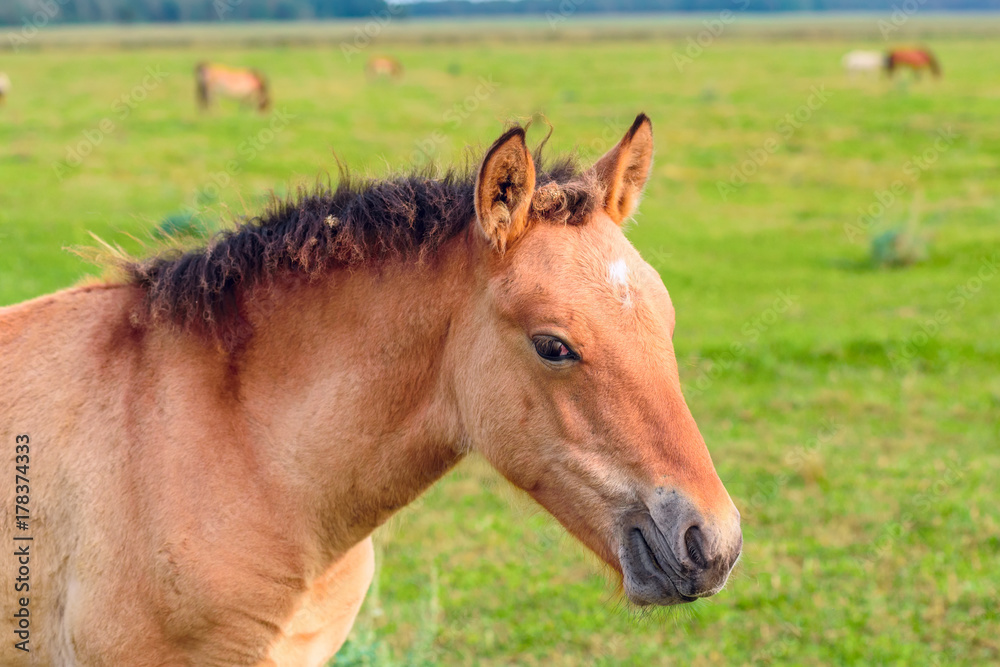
left=0, top=0, right=994, bottom=25
left=0, top=0, right=390, bottom=23
left=405, top=0, right=996, bottom=17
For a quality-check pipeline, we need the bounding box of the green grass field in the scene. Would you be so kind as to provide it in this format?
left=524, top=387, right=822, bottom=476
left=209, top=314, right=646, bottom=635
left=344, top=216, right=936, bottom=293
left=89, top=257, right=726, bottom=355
left=1, top=16, right=998, bottom=665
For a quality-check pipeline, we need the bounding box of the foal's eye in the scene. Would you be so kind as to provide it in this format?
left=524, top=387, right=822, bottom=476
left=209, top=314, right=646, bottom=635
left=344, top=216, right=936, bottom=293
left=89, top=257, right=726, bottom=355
left=532, top=335, right=578, bottom=363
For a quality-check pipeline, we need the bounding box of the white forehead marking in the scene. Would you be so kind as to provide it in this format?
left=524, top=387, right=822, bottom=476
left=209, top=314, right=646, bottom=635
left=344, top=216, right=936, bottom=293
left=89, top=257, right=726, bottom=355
left=607, top=258, right=633, bottom=308
left=608, top=259, right=629, bottom=285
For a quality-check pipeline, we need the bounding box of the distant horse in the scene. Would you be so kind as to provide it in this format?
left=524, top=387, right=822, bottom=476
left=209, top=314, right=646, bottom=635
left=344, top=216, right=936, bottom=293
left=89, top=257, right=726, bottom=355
left=0, top=72, right=9, bottom=105
left=195, top=62, right=270, bottom=112
left=885, top=48, right=941, bottom=78
left=0, top=115, right=742, bottom=665
left=842, top=50, right=883, bottom=76
left=366, top=55, right=403, bottom=79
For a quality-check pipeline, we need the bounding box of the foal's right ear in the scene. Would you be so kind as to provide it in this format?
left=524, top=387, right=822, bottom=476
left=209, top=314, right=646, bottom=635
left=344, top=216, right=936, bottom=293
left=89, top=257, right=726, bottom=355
left=475, top=127, right=536, bottom=254
left=591, top=113, right=654, bottom=225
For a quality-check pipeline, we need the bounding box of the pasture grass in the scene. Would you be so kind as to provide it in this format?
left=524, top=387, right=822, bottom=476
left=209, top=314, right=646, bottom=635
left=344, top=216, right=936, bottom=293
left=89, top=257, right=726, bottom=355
left=1, top=17, right=998, bottom=665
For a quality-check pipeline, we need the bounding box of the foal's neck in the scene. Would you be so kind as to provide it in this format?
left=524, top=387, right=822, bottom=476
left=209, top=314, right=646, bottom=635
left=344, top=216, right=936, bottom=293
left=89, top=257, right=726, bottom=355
left=237, top=233, right=478, bottom=563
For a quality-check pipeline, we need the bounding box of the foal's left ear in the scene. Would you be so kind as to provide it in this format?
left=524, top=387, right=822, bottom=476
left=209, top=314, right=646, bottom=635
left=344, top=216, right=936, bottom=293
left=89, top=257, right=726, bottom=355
left=591, top=113, right=654, bottom=225
left=475, top=127, right=536, bottom=253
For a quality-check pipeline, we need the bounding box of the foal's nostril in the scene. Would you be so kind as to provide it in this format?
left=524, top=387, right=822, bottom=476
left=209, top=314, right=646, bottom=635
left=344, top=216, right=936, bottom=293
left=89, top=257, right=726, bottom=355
left=684, top=525, right=710, bottom=570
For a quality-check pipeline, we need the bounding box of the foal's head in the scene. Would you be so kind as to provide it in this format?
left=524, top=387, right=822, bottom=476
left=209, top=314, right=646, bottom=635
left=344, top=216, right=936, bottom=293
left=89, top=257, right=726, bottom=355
left=455, top=115, right=741, bottom=605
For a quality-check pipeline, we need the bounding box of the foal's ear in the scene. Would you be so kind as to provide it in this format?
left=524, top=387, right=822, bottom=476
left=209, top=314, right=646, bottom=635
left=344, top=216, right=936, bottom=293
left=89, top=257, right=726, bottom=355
left=591, top=113, right=654, bottom=225
left=475, top=127, right=536, bottom=253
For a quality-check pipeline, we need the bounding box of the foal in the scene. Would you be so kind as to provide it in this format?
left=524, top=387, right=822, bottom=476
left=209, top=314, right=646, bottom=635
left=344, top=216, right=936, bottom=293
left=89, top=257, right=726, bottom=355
left=885, top=48, right=941, bottom=78
left=0, top=116, right=741, bottom=665
left=196, top=62, right=270, bottom=112
left=366, top=55, right=404, bottom=79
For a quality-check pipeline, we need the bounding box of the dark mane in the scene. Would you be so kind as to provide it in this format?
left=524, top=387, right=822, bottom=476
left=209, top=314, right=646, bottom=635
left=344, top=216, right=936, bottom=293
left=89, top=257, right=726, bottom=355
left=125, top=149, right=596, bottom=349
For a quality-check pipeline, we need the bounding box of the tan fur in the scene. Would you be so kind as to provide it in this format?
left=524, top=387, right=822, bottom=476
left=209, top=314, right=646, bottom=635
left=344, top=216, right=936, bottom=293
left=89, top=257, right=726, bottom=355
left=366, top=56, right=403, bottom=79
left=264, top=539, right=374, bottom=666
left=0, top=116, right=739, bottom=665
left=197, top=63, right=269, bottom=112
left=591, top=114, right=654, bottom=224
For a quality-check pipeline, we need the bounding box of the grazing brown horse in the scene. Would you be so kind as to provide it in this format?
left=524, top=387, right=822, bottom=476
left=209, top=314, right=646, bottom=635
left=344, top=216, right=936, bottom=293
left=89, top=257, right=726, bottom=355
left=0, top=115, right=742, bottom=665
left=196, top=62, right=270, bottom=112
left=885, top=48, right=941, bottom=78
left=366, top=55, right=403, bottom=79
